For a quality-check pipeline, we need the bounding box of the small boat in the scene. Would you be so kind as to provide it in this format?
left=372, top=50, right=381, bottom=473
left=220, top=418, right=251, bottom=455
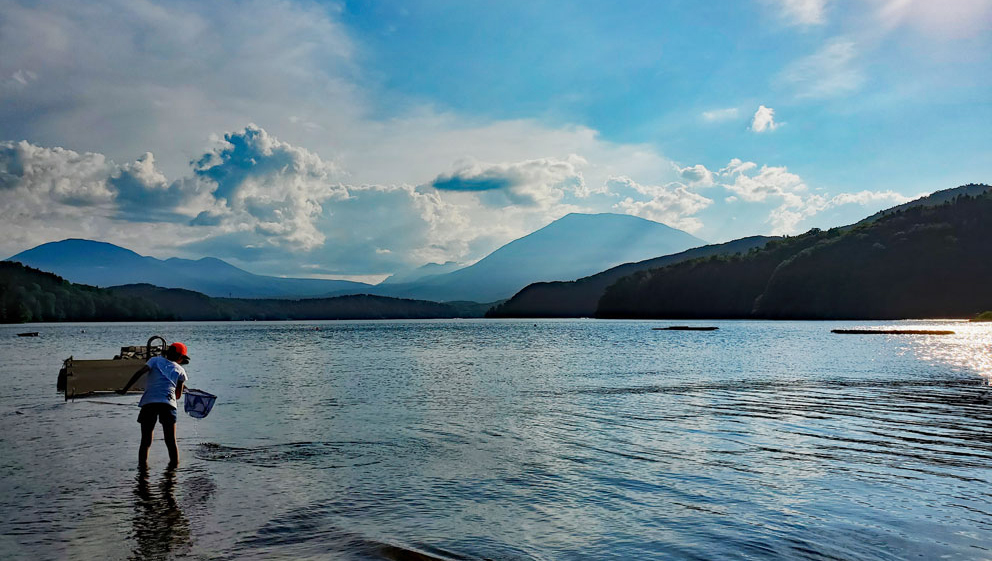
left=17, top=332, right=39, bottom=337
left=653, top=326, right=719, bottom=331
left=58, top=335, right=168, bottom=399
left=831, top=329, right=954, bottom=335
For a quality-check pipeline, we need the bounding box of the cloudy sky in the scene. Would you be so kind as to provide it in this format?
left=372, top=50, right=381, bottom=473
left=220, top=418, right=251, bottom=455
left=1, top=0, right=989, bottom=281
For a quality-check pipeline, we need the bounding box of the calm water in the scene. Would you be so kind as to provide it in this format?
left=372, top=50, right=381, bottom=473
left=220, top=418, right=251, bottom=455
left=1, top=319, right=991, bottom=560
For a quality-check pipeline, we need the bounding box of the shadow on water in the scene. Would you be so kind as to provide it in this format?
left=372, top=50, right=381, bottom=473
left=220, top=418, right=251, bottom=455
left=131, top=467, right=191, bottom=560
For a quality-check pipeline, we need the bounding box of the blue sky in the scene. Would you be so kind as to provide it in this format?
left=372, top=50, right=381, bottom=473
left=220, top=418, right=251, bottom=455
left=0, top=0, right=989, bottom=280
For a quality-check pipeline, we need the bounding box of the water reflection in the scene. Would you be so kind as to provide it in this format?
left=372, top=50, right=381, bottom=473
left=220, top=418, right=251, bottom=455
left=892, top=322, right=992, bottom=382
left=131, top=467, right=191, bottom=560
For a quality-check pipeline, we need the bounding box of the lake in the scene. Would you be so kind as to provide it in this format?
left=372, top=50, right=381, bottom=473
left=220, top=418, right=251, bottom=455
left=1, top=319, right=991, bottom=560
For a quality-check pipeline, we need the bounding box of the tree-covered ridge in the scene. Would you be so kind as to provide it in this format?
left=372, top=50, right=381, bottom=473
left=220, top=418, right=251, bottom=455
left=0, top=263, right=473, bottom=323
left=597, top=192, right=992, bottom=320
left=108, top=284, right=464, bottom=320
left=486, top=236, right=775, bottom=318
left=0, top=262, right=172, bottom=323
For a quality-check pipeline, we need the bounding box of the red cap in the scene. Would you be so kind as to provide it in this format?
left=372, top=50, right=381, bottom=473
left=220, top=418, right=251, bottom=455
left=169, top=342, right=190, bottom=361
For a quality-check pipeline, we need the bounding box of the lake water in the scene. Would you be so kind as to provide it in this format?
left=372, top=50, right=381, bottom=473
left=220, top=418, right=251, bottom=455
left=1, top=319, right=991, bottom=560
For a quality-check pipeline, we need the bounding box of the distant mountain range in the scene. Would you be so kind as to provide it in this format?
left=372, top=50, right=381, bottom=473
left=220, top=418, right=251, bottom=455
left=4, top=185, right=990, bottom=321
left=5, top=213, right=705, bottom=303
left=597, top=185, right=992, bottom=320
left=370, top=213, right=705, bottom=302
left=6, top=239, right=372, bottom=299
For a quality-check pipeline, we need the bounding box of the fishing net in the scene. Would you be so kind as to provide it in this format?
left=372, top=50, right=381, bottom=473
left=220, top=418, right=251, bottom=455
left=184, top=388, right=217, bottom=419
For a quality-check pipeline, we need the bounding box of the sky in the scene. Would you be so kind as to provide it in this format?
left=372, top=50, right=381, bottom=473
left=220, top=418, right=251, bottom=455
left=1, top=0, right=989, bottom=282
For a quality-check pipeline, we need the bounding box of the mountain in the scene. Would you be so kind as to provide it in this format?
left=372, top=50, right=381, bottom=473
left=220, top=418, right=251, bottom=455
left=380, top=261, right=462, bottom=285
left=5, top=239, right=372, bottom=299
left=370, top=213, right=706, bottom=303
left=597, top=187, right=992, bottom=320
left=486, top=235, right=776, bottom=318
left=858, top=183, right=991, bottom=224
left=0, top=261, right=473, bottom=323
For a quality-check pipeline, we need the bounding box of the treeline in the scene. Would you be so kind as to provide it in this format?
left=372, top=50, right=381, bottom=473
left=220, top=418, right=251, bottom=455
left=597, top=192, right=992, bottom=319
left=0, top=262, right=473, bottom=323
left=486, top=236, right=774, bottom=318
left=0, top=262, right=173, bottom=322
left=108, top=284, right=465, bottom=320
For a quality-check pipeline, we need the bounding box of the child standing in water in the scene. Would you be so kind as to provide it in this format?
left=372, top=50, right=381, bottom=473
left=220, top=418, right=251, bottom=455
left=119, top=343, right=190, bottom=468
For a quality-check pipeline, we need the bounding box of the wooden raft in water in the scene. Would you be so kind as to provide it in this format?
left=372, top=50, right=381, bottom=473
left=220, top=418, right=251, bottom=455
left=831, top=329, right=955, bottom=335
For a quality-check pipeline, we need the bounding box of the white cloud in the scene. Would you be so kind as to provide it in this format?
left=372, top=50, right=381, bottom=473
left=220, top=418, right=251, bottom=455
left=779, top=39, right=864, bottom=99
left=676, top=163, right=715, bottom=186
left=607, top=176, right=713, bottom=233
left=769, top=0, right=828, bottom=25
left=750, top=105, right=780, bottom=133
left=701, top=108, right=740, bottom=122
left=828, top=190, right=913, bottom=206
left=427, top=155, right=587, bottom=209
left=721, top=162, right=806, bottom=202
left=0, top=140, right=115, bottom=211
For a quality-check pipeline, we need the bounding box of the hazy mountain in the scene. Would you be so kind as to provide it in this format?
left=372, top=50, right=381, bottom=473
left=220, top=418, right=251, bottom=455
left=597, top=188, right=992, bottom=320
left=372, top=213, right=706, bottom=303
left=487, top=235, right=776, bottom=318
left=5, top=239, right=372, bottom=299
left=380, top=261, right=462, bottom=285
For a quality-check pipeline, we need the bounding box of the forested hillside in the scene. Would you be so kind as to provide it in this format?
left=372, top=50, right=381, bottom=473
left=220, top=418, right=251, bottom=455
left=486, top=236, right=774, bottom=318
left=0, top=262, right=470, bottom=323
left=598, top=192, right=992, bottom=319
left=109, top=284, right=464, bottom=320
left=0, top=262, right=172, bottom=322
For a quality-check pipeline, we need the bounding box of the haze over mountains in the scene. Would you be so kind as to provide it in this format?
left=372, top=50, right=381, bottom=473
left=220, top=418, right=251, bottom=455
left=6, top=239, right=373, bottom=299
left=366, top=213, right=705, bottom=302
left=5, top=213, right=705, bottom=303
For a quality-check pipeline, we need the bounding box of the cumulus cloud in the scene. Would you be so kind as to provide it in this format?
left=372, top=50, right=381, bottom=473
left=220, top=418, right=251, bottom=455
left=0, top=141, right=114, bottom=205
left=720, top=161, right=805, bottom=202
left=190, top=125, right=348, bottom=251
left=608, top=176, right=713, bottom=233
left=750, top=105, right=780, bottom=133
left=779, top=39, right=864, bottom=99
left=676, top=163, right=716, bottom=186
left=428, top=156, right=587, bottom=208
left=829, top=190, right=913, bottom=206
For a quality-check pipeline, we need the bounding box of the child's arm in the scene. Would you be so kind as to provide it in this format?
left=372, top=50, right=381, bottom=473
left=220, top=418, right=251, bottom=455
left=175, top=379, right=185, bottom=401
left=117, top=365, right=150, bottom=394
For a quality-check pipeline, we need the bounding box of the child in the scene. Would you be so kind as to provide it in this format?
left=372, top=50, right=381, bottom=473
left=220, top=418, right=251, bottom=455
left=119, top=342, right=190, bottom=468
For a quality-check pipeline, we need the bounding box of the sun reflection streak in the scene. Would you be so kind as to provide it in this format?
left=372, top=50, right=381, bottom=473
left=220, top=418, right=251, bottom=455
left=889, top=321, right=992, bottom=383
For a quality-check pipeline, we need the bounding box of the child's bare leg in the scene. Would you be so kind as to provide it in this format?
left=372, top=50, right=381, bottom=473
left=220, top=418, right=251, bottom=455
left=163, top=422, right=179, bottom=467
left=139, top=422, right=155, bottom=468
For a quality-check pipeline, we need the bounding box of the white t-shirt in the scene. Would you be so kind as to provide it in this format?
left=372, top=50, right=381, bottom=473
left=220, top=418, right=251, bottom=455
left=138, top=356, right=188, bottom=409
